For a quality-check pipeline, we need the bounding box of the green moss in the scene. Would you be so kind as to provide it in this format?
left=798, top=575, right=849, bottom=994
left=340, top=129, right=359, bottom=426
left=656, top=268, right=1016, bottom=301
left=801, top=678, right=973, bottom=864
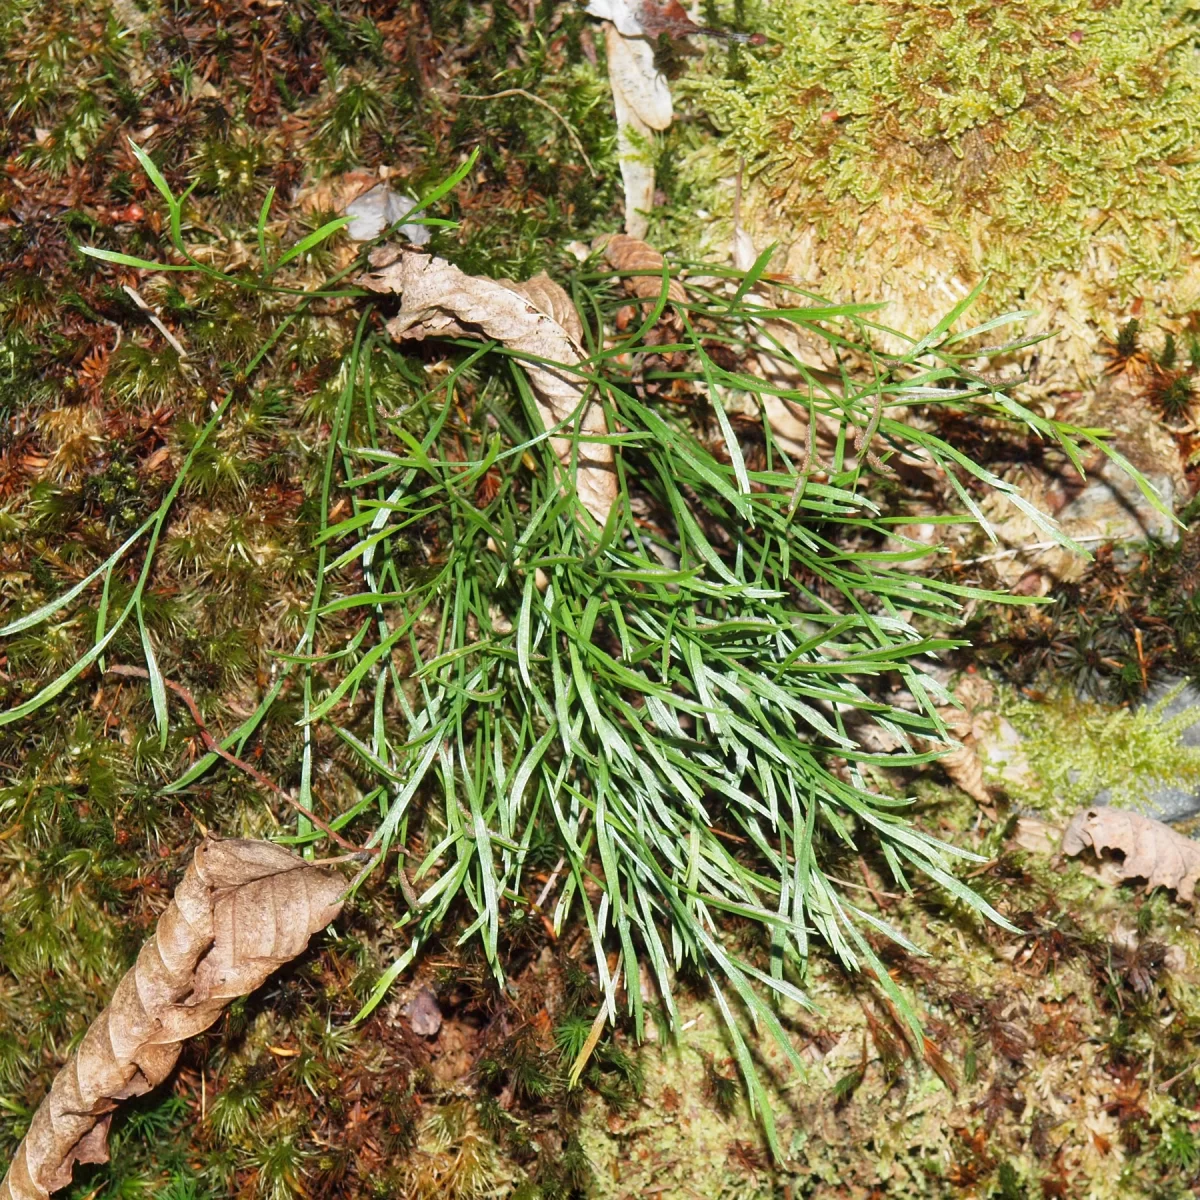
left=1001, top=685, right=1200, bottom=814
left=12, top=1, right=1200, bottom=1195
left=684, top=0, right=1200, bottom=334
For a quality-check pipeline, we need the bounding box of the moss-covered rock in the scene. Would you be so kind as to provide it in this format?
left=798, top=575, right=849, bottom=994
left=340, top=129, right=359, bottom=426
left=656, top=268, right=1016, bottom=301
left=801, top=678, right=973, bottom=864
left=684, top=0, right=1200, bottom=378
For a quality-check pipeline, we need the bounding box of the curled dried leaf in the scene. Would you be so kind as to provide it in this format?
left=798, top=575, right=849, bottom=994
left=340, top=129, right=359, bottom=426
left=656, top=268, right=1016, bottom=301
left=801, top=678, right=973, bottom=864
left=935, top=714, right=992, bottom=805
left=0, top=840, right=344, bottom=1200
left=294, top=168, right=378, bottom=215
left=597, top=232, right=688, bottom=306
left=1062, top=807, right=1200, bottom=902
left=929, top=677, right=1001, bottom=805
left=360, top=247, right=616, bottom=527
left=934, top=706, right=994, bottom=806
left=1010, top=815, right=1063, bottom=856
left=508, top=271, right=585, bottom=346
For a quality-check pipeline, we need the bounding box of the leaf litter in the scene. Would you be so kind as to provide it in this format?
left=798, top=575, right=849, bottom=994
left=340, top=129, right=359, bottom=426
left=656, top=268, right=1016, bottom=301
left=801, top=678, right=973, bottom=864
left=0, top=840, right=343, bottom=1200
left=587, top=1, right=675, bottom=238
left=597, top=231, right=689, bottom=306
left=4, top=4, right=1200, bottom=1196
left=1063, top=806, right=1200, bottom=902
left=360, top=244, right=617, bottom=526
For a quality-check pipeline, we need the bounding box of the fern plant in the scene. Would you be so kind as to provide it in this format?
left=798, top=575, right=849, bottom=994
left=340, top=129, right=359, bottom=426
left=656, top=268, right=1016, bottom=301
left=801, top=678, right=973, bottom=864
left=0, top=141, right=1166, bottom=1155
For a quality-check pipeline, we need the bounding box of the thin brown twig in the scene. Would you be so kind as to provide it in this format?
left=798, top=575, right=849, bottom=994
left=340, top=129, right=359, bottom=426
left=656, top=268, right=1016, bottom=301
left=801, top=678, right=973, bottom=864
left=856, top=856, right=892, bottom=909
left=1157, top=1057, right=1199, bottom=1093
left=106, top=663, right=376, bottom=857
left=824, top=871, right=905, bottom=900
left=1134, top=626, right=1149, bottom=692
left=461, top=89, right=598, bottom=177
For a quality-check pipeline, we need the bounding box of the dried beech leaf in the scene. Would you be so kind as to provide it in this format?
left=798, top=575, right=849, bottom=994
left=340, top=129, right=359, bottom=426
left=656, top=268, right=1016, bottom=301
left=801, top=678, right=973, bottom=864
left=0, top=839, right=344, bottom=1200
left=934, top=705, right=991, bottom=805
left=294, top=168, right=378, bottom=216
left=360, top=247, right=617, bottom=526
left=1010, top=816, right=1064, bottom=856
left=929, top=678, right=1005, bottom=805
left=604, top=22, right=672, bottom=130
left=947, top=678, right=1010, bottom=804
left=1062, top=807, right=1200, bottom=902
left=508, top=271, right=585, bottom=347
left=598, top=232, right=688, bottom=306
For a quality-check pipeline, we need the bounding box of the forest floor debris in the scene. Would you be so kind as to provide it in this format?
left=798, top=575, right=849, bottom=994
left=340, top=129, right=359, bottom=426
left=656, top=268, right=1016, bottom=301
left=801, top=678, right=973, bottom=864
left=2, top=3, right=1200, bottom=1200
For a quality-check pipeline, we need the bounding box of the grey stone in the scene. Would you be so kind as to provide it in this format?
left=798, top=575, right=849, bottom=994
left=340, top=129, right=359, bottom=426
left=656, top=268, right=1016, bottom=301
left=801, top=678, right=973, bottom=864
left=402, top=986, right=443, bottom=1037
left=1056, top=461, right=1177, bottom=547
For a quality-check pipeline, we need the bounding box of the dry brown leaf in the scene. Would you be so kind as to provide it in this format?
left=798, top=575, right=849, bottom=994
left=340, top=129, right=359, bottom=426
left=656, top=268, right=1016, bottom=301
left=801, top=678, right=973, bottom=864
left=360, top=247, right=616, bottom=527
left=932, top=677, right=999, bottom=805
left=1062, top=807, right=1200, bottom=902
left=508, top=271, right=585, bottom=346
left=294, top=168, right=378, bottom=215
left=936, top=709, right=993, bottom=805
left=0, top=839, right=344, bottom=1200
left=1010, top=816, right=1064, bottom=856
left=597, top=233, right=688, bottom=306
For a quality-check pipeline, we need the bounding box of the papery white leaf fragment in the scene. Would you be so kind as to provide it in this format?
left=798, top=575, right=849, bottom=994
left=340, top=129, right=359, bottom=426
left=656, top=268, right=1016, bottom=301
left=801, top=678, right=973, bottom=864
left=344, top=183, right=431, bottom=244
left=598, top=18, right=672, bottom=239
left=585, top=0, right=644, bottom=36
left=732, top=223, right=758, bottom=273
left=605, top=22, right=672, bottom=128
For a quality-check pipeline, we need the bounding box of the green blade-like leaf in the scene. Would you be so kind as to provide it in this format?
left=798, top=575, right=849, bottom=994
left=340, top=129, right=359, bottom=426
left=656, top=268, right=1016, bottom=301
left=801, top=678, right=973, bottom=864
left=137, top=602, right=170, bottom=752
left=270, top=217, right=350, bottom=274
